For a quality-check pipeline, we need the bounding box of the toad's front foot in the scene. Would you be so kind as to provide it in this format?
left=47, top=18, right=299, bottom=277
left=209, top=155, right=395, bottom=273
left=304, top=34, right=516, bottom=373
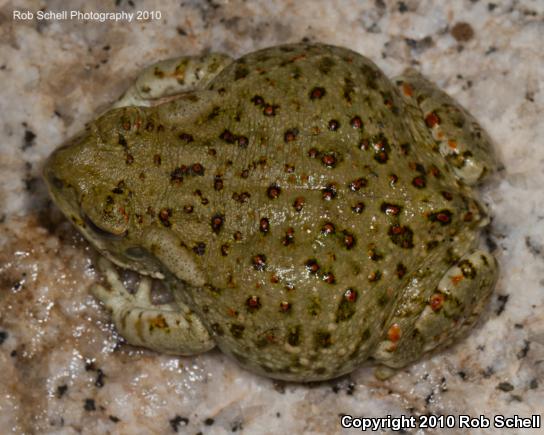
left=91, top=257, right=215, bottom=355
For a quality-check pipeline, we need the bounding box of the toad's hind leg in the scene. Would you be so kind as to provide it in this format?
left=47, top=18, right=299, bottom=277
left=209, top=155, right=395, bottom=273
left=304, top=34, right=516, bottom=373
left=91, top=257, right=215, bottom=355
left=112, top=53, right=233, bottom=108
left=395, top=69, right=498, bottom=185
left=373, top=250, right=498, bottom=369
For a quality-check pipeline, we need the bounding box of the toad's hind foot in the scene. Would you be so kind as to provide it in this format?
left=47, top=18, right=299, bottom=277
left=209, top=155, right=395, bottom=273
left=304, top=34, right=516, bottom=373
left=112, top=53, right=233, bottom=108
left=413, top=250, right=498, bottom=350
left=373, top=250, right=498, bottom=368
left=91, top=257, right=215, bottom=355
left=395, top=69, right=498, bottom=185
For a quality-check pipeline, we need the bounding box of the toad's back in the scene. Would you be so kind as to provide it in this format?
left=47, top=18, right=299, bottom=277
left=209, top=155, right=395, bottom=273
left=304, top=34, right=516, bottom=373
left=141, top=44, right=482, bottom=378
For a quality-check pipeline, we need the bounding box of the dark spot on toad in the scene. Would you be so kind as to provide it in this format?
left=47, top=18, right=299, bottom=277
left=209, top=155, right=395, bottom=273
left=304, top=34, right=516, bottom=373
left=343, top=231, right=356, bottom=249
left=458, top=259, right=476, bottom=279
left=314, top=330, right=332, bottom=348
left=232, top=191, right=251, bottom=203
left=321, top=222, right=335, bottom=235
left=234, top=65, right=250, bottom=80
left=159, top=208, right=172, bottom=227
left=429, top=292, right=445, bottom=311
left=309, top=87, right=326, bottom=100
left=410, top=162, right=426, bottom=174
left=321, top=152, right=337, bottom=168
left=293, top=197, right=305, bottom=211
left=381, top=203, right=402, bottom=216
left=343, top=77, right=356, bottom=102
left=442, top=191, right=453, bottom=200
left=328, top=120, right=340, bottom=131
left=252, top=254, right=267, bottom=271
left=237, top=135, right=249, bottom=148
left=306, top=259, right=320, bottom=274
left=284, top=128, right=299, bottom=142
left=219, top=129, right=236, bottom=144
left=118, top=133, right=127, bottom=147
left=429, top=165, right=441, bottom=178
left=317, top=56, right=335, bottom=74
left=412, top=176, right=427, bottom=188
left=368, top=270, right=382, bottom=282
left=279, top=301, right=291, bottom=312
left=378, top=293, right=389, bottom=307
left=263, top=104, right=278, bottom=116
left=371, top=134, right=390, bottom=163
left=282, top=227, right=295, bottom=246
left=429, top=209, right=453, bottom=225
left=206, top=106, right=221, bottom=120
left=352, top=202, right=365, bottom=213
left=308, top=148, right=319, bottom=158
left=396, top=263, right=407, bottom=278
left=220, top=244, right=229, bottom=256
left=388, top=225, right=414, bottom=248
left=287, top=325, right=301, bottom=346
left=267, top=184, right=281, bottom=199
left=170, top=167, right=184, bottom=184
left=426, top=240, right=439, bottom=251
left=214, top=175, right=224, bottom=191
left=322, top=184, right=337, bottom=201
left=191, top=163, right=205, bottom=176
left=425, top=112, right=441, bottom=127
left=230, top=323, right=245, bottom=338
left=211, top=214, right=224, bottom=233
left=400, top=143, right=410, bottom=155
left=179, top=133, right=194, bottom=143
left=251, top=95, right=264, bottom=106
left=349, top=177, right=367, bottom=192
left=336, top=288, right=358, bottom=322
left=246, top=295, right=262, bottom=312
left=259, top=217, right=270, bottom=234
left=350, top=116, right=363, bottom=129
left=323, top=272, right=336, bottom=284
left=368, top=245, right=383, bottom=261
left=193, top=242, right=206, bottom=256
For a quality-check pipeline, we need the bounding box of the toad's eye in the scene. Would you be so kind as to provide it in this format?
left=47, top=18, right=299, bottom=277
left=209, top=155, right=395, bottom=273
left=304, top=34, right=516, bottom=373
left=83, top=214, right=127, bottom=240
